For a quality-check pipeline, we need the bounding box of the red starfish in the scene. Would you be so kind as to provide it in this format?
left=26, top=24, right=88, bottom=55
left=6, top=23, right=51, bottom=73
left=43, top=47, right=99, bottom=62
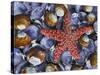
left=40, top=8, right=93, bottom=63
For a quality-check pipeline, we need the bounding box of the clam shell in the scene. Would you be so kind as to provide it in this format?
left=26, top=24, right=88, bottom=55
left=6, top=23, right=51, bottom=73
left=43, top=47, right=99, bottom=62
left=14, top=32, right=31, bottom=48
left=55, top=4, right=66, bottom=17
left=15, top=61, right=28, bottom=74
left=71, top=64, right=82, bottom=70
left=11, top=2, right=27, bottom=15
left=90, top=52, right=97, bottom=68
left=71, top=13, right=80, bottom=25
left=11, top=48, right=24, bottom=67
left=25, top=25, right=40, bottom=40
left=76, top=50, right=87, bottom=65
left=40, top=37, right=55, bottom=49
left=79, top=35, right=90, bottom=48
left=44, top=12, right=57, bottom=27
left=14, top=15, right=30, bottom=30
left=26, top=46, right=46, bottom=66
left=30, top=4, right=47, bottom=20
left=61, top=51, right=72, bottom=65
left=83, top=6, right=93, bottom=13
left=45, top=63, right=60, bottom=72
left=87, top=13, right=96, bottom=23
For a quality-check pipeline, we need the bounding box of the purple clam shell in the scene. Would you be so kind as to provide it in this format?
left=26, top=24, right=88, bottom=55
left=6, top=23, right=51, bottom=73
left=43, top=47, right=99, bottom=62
left=93, top=21, right=97, bottom=32
left=76, top=39, right=95, bottom=65
left=75, top=5, right=81, bottom=12
left=79, top=12, right=87, bottom=21
left=71, top=13, right=80, bottom=25
left=30, top=4, right=47, bottom=20
left=11, top=48, right=24, bottom=67
left=34, top=62, right=46, bottom=72
left=83, top=39, right=95, bottom=57
left=25, top=25, right=40, bottom=40
left=61, top=51, right=72, bottom=65
left=76, top=50, right=86, bottom=65
left=46, top=4, right=55, bottom=12
left=11, top=2, right=27, bottom=15
left=40, top=37, right=55, bottom=49
left=92, top=6, right=97, bottom=17
left=15, top=61, right=27, bottom=74
left=79, top=21, right=88, bottom=26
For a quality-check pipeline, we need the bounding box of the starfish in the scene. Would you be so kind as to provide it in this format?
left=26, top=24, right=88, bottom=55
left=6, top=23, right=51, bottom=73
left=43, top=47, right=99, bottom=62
left=40, top=8, right=93, bottom=63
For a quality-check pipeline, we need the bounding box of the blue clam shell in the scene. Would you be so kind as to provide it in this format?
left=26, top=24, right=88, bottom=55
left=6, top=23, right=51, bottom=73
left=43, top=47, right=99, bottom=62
left=15, top=61, right=27, bottom=74
left=22, top=2, right=33, bottom=15
left=79, top=21, right=88, bottom=26
left=30, top=4, right=47, bottom=20
left=78, top=39, right=95, bottom=59
left=93, top=21, right=97, bottom=32
left=76, top=50, right=86, bottom=65
left=12, top=2, right=27, bottom=15
left=31, top=3, right=41, bottom=9
left=46, top=4, right=54, bottom=12
left=79, top=12, right=87, bottom=21
left=11, top=48, right=24, bottom=67
left=25, top=25, right=40, bottom=40
left=61, top=51, right=72, bottom=65
left=71, top=13, right=80, bottom=25
left=75, top=5, right=81, bottom=13
left=92, top=6, right=97, bottom=17
left=83, top=39, right=95, bottom=57
left=25, top=45, right=47, bottom=67
left=34, top=62, right=46, bottom=72
left=40, top=37, right=55, bottom=49
left=23, top=45, right=31, bottom=54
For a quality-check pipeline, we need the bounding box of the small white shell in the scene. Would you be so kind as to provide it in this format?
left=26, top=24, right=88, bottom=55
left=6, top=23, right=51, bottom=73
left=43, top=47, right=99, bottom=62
left=55, top=7, right=64, bottom=17
left=82, top=35, right=90, bottom=43
left=84, top=6, right=93, bottom=12
left=87, top=13, right=95, bottom=23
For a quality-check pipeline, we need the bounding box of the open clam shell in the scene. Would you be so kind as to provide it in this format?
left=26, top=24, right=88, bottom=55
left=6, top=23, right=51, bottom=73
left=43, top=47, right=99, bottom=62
left=26, top=46, right=46, bottom=66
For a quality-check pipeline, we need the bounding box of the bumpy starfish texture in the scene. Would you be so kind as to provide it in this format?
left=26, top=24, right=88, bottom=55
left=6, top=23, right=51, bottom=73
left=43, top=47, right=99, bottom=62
left=40, top=8, right=93, bottom=63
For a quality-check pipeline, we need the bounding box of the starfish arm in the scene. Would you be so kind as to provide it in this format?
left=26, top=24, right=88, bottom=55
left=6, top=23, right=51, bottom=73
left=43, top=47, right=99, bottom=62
left=40, top=29, right=66, bottom=41
left=53, top=42, right=66, bottom=63
left=72, top=26, right=93, bottom=40
left=66, top=41, right=80, bottom=60
left=63, top=10, right=71, bottom=33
